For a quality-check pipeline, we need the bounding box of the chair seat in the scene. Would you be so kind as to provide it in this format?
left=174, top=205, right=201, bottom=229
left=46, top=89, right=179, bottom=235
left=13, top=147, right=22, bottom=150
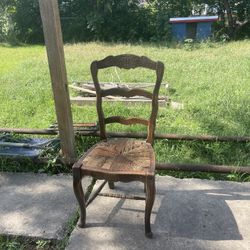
left=79, top=139, right=155, bottom=177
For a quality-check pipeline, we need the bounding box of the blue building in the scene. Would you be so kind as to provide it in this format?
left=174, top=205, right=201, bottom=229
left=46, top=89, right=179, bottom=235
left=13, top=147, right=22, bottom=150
left=169, top=16, right=218, bottom=41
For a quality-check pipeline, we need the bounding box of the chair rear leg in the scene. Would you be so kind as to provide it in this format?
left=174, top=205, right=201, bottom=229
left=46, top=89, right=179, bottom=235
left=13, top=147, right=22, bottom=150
left=108, top=181, right=115, bottom=189
left=73, top=175, right=86, bottom=228
left=145, top=176, right=155, bottom=238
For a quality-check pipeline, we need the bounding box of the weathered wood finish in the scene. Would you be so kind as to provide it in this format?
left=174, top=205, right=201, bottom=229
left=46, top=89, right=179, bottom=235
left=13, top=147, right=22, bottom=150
left=101, top=87, right=153, bottom=99
left=105, top=116, right=149, bottom=126
left=73, top=55, right=164, bottom=238
left=90, top=62, right=106, bottom=140
left=81, top=139, right=155, bottom=176
left=39, top=0, right=75, bottom=164
left=95, top=55, right=157, bottom=70
left=91, top=54, right=164, bottom=144
left=145, top=175, right=155, bottom=238
left=147, top=61, right=164, bottom=145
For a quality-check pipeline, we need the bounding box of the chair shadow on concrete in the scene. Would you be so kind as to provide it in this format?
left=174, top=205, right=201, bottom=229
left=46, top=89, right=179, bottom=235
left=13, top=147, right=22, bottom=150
left=154, top=188, right=246, bottom=241
left=85, top=179, right=250, bottom=241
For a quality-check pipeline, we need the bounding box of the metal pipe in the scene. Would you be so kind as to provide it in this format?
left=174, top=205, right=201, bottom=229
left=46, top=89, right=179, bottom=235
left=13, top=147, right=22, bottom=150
left=0, top=142, right=43, bottom=148
left=1, top=128, right=249, bottom=143
left=1, top=128, right=249, bottom=175
left=0, top=128, right=57, bottom=135
left=102, top=132, right=250, bottom=143
left=156, top=163, right=250, bottom=174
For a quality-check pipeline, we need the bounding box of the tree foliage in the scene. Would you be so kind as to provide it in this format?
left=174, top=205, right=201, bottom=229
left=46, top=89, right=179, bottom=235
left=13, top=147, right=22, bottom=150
left=0, top=0, right=249, bottom=43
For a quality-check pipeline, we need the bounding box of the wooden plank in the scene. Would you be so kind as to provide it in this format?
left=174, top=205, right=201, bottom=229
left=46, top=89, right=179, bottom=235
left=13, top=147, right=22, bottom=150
left=71, top=83, right=169, bottom=100
left=39, top=0, right=75, bottom=164
left=49, top=122, right=97, bottom=129
left=69, top=85, right=96, bottom=96
left=73, top=81, right=159, bottom=89
left=70, top=96, right=167, bottom=106
left=69, top=85, right=123, bottom=100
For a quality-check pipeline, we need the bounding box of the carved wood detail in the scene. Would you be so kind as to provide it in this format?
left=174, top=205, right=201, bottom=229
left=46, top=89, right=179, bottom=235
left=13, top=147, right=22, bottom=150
left=101, top=87, right=153, bottom=99
left=95, top=54, right=157, bottom=70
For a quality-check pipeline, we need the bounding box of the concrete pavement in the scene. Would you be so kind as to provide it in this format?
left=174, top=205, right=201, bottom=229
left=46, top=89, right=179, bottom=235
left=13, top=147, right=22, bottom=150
left=67, top=176, right=250, bottom=250
left=0, top=172, right=249, bottom=249
left=0, top=172, right=91, bottom=239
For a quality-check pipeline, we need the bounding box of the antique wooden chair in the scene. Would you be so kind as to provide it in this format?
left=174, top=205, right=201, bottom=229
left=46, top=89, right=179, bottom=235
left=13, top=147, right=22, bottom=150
left=72, top=54, right=164, bottom=238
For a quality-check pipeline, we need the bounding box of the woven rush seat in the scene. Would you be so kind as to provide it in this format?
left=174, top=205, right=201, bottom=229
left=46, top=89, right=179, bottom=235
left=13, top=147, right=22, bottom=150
left=79, top=139, right=155, bottom=176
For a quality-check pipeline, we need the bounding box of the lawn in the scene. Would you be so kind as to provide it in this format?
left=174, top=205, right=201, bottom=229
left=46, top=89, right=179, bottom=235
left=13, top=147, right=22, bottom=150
left=0, top=41, right=250, bottom=178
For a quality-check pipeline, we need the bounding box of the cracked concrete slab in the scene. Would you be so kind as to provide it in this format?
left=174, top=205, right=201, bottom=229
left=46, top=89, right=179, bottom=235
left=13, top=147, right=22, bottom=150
left=0, top=172, right=91, bottom=240
left=67, top=176, right=250, bottom=250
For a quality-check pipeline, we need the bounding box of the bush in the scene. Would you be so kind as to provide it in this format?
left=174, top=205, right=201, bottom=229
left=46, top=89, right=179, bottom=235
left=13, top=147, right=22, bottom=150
left=0, top=0, right=249, bottom=44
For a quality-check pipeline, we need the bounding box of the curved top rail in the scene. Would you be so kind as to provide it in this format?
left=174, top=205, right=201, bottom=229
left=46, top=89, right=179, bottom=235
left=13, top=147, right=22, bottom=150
left=94, top=54, right=158, bottom=70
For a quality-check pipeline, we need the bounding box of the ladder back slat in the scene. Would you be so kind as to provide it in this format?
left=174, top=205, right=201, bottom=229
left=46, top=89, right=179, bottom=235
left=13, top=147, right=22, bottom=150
left=105, top=116, right=149, bottom=126
left=101, top=88, right=153, bottom=99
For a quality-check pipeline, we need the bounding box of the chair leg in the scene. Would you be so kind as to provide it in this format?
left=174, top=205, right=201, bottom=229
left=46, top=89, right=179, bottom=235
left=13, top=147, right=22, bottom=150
left=145, top=176, right=155, bottom=238
left=73, top=176, right=86, bottom=228
left=108, top=181, right=115, bottom=189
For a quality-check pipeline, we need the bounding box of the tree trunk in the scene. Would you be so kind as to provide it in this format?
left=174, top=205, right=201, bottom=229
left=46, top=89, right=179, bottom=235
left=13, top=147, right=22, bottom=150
left=223, top=0, right=235, bottom=36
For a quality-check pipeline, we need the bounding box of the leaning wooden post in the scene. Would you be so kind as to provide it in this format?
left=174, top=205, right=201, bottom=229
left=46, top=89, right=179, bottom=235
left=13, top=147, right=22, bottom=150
left=39, top=0, right=75, bottom=164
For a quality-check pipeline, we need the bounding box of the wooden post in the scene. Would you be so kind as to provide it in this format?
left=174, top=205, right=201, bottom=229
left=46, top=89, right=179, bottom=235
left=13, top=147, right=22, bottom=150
left=39, top=0, right=75, bottom=164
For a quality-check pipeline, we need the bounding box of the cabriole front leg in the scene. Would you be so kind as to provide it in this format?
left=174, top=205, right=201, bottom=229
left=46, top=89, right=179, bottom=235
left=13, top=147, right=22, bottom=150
left=73, top=175, right=86, bottom=228
left=145, top=176, right=155, bottom=238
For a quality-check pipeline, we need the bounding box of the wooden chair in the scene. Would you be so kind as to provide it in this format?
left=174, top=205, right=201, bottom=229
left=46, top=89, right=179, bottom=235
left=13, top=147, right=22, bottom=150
left=73, top=54, right=164, bottom=238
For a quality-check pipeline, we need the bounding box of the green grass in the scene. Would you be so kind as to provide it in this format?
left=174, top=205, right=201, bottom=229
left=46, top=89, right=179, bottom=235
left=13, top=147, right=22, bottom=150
left=0, top=41, right=250, bottom=177
left=0, top=41, right=249, bottom=250
left=0, top=235, right=54, bottom=250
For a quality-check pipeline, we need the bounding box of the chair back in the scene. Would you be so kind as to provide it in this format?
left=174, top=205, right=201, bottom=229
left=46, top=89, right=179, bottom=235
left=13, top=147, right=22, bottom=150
left=90, top=54, right=164, bottom=145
